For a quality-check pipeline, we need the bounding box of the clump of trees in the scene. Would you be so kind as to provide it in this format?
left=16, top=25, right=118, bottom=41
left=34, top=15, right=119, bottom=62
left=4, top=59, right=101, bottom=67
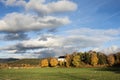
left=0, top=51, right=120, bottom=68
left=63, top=51, right=120, bottom=68
left=40, top=58, right=58, bottom=67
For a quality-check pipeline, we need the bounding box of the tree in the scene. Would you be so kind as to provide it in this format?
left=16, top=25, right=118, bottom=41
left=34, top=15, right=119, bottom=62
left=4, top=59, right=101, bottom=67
left=107, top=54, right=115, bottom=66
left=65, top=54, right=72, bottom=67
left=97, top=52, right=107, bottom=65
left=90, top=53, right=98, bottom=66
left=50, top=58, right=58, bottom=67
left=72, top=55, right=80, bottom=67
left=40, top=59, right=49, bottom=67
left=115, top=52, right=120, bottom=64
left=84, top=52, right=91, bottom=64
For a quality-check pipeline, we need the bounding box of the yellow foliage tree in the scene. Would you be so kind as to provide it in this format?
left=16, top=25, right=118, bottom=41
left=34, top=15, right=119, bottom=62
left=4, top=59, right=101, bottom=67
left=72, top=55, right=80, bottom=67
left=107, top=54, right=115, bottom=66
left=50, top=58, right=58, bottom=67
left=91, top=53, right=98, bottom=66
left=40, top=59, right=49, bottom=67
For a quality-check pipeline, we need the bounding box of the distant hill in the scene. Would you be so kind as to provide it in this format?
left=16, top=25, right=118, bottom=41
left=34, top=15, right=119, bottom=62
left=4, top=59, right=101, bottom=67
left=7, top=59, right=42, bottom=66
left=0, top=58, right=19, bottom=63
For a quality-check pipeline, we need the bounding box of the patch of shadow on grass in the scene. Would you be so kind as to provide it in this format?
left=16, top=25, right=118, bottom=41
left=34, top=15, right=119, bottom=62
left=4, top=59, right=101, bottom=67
left=95, top=67, right=120, bottom=74
left=58, top=72, right=88, bottom=80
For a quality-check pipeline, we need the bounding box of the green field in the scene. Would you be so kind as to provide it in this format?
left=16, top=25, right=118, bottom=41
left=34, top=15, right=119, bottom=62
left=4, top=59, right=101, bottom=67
left=0, top=68, right=120, bottom=80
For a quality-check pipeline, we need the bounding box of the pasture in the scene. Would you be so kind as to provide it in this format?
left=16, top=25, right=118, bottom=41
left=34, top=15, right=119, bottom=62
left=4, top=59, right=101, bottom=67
left=0, top=67, right=120, bottom=80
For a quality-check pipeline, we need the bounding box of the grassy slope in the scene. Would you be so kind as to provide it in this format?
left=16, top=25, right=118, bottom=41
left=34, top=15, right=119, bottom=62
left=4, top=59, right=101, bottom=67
left=0, top=68, right=120, bottom=80
left=7, top=59, right=41, bottom=66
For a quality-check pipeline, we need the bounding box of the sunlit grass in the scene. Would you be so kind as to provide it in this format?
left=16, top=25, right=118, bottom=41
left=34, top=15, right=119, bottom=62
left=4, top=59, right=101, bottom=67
left=0, top=68, right=120, bottom=80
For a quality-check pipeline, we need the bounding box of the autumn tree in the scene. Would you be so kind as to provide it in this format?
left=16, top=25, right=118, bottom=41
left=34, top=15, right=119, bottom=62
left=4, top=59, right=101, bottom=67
left=90, top=53, right=98, bottom=66
left=50, top=58, right=58, bottom=67
left=65, top=54, right=72, bottom=67
left=107, top=54, right=115, bottom=66
left=97, top=52, right=107, bottom=65
left=40, top=59, right=49, bottom=67
left=72, top=55, right=81, bottom=67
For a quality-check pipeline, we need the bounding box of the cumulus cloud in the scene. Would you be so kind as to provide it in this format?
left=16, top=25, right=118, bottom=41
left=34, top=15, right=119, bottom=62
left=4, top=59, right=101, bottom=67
left=26, top=0, right=77, bottom=14
left=0, top=28, right=120, bottom=58
left=1, top=0, right=77, bottom=15
left=0, top=12, right=70, bottom=32
left=0, top=35, right=63, bottom=54
left=2, top=33, right=29, bottom=41
left=93, top=45, right=120, bottom=55
left=0, top=0, right=74, bottom=35
left=102, top=46, right=120, bottom=54
left=0, top=0, right=75, bottom=41
left=66, top=28, right=120, bottom=42
left=0, top=0, right=26, bottom=6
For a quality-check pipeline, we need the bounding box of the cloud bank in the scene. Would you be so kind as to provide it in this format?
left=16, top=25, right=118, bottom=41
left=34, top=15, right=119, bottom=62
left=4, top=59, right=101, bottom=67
left=0, top=28, right=120, bottom=58
left=0, top=0, right=119, bottom=58
left=0, top=0, right=76, bottom=41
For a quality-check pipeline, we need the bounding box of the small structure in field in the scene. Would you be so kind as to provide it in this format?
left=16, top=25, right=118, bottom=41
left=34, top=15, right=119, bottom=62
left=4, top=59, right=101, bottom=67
left=58, top=56, right=66, bottom=62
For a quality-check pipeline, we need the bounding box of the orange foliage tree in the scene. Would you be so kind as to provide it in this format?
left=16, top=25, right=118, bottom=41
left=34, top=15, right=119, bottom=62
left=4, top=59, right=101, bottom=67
left=40, top=59, right=49, bottom=67
left=50, top=58, right=58, bottom=67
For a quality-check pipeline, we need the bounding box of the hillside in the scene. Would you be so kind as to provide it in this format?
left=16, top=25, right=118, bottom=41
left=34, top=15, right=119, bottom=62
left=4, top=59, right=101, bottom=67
left=0, top=58, right=19, bottom=63
left=7, top=59, right=42, bottom=66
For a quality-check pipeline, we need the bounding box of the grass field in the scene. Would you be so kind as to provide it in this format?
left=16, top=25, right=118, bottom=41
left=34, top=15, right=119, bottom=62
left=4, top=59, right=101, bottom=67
left=0, top=67, right=120, bottom=80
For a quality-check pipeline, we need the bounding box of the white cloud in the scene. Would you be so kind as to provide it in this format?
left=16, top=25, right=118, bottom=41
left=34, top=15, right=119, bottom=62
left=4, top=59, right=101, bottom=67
left=67, top=28, right=120, bottom=36
left=93, top=45, right=120, bottom=55
left=102, top=46, right=120, bottom=54
left=0, top=0, right=26, bottom=6
left=0, top=12, right=70, bottom=32
left=1, top=28, right=120, bottom=57
left=1, top=0, right=77, bottom=14
left=1, top=28, right=120, bottom=49
left=21, top=37, right=63, bottom=48
left=0, top=0, right=75, bottom=33
left=27, top=0, right=77, bottom=14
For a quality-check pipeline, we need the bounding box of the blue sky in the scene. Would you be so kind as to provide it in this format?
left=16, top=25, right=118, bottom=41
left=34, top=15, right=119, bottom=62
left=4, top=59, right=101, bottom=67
left=0, top=0, right=120, bottom=58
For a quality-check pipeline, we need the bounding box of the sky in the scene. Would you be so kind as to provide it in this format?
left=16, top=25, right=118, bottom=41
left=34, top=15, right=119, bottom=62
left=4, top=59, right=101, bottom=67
left=0, top=0, right=120, bottom=58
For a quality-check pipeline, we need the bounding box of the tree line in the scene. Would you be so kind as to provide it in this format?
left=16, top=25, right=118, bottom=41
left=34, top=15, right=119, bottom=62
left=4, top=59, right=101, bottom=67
left=40, top=51, right=120, bottom=68
left=0, top=51, right=120, bottom=68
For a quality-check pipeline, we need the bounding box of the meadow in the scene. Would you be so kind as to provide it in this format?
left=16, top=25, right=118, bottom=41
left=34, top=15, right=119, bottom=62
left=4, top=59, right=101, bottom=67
left=0, top=67, right=120, bottom=80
